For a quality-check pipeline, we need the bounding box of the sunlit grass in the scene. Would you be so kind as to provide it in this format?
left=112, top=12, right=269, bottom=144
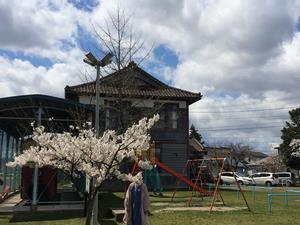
left=1, top=187, right=300, bottom=225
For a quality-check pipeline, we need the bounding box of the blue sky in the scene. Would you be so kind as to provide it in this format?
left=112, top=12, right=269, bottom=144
left=1, top=0, right=300, bottom=153
left=0, top=49, right=54, bottom=68
left=68, top=0, right=99, bottom=12
left=154, top=45, right=179, bottom=68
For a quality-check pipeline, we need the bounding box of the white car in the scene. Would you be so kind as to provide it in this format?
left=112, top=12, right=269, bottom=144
left=220, top=172, right=254, bottom=185
left=275, top=172, right=296, bottom=186
left=251, top=172, right=279, bottom=186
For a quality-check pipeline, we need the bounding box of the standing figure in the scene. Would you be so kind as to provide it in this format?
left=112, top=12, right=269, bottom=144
left=124, top=172, right=150, bottom=225
left=152, top=164, right=163, bottom=196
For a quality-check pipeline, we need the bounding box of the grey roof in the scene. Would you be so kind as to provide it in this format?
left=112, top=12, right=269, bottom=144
left=189, top=138, right=205, bottom=152
left=65, top=61, right=202, bottom=105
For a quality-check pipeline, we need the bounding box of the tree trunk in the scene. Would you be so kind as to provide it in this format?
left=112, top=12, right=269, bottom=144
left=85, top=190, right=97, bottom=225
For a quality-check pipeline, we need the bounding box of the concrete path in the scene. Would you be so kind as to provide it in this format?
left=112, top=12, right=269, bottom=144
left=0, top=193, right=84, bottom=213
left=0, top=193, right=22, bottom=213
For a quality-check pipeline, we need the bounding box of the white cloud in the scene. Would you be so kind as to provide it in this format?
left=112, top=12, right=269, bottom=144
left=114, top=0, right=300, bottom=153
left=0, top=0, right=300, bottom=153
left=0, top=0, right=88, bottom=61
left=0, top=55, right=83, bottom=97
left=0, top=0, right=94, bottom=97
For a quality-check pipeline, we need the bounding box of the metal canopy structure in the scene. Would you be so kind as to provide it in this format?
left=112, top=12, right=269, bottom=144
left=0, top=94, right=93, bottom=138
left=0, top=94, right=93, bottom=199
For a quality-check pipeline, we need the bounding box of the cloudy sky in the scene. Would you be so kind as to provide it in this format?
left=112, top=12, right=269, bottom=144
left=0, top=0, right=300, bottom=154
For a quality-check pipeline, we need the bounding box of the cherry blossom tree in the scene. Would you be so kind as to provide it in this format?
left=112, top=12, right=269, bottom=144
left=7, top=114, right=159, bottom=225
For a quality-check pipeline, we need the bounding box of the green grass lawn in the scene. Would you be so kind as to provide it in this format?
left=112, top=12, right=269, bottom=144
left=1, top=187, right=300, bottom=225
left=0, top=211, right=84, bottom=225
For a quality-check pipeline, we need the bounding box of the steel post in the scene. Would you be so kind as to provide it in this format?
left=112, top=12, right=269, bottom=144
left=92, top=65, right=100, bottom=225
left=32, top=107, right=42, bottom=206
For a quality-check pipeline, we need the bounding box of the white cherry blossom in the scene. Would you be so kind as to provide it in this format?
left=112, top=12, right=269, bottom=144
left=291, top=139, right=300, bottom=157
left=7, top=114, right=159, bottom=225
left=7, top=114, right=159, bottom=186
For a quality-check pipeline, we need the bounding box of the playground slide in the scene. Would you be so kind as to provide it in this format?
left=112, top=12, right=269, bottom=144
left=155, top=159, right=208, bottom=195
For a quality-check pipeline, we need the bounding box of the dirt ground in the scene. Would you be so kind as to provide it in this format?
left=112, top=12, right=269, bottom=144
left=151, top=201, right=224, bottom=207
left=153, top=206, right=247, bottom=213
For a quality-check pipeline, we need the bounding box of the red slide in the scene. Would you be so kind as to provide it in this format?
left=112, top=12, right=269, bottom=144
left=155, top=159, right=208, bottom=195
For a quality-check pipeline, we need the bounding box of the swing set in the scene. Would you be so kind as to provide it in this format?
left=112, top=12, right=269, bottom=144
left=171, top=157, right=250, bottom=212
left=131, top=142, right=251, bottom=212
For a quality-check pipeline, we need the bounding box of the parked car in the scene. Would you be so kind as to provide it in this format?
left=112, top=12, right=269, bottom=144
left=274, top=172, right=296, bottom=186
left=251, top=172, right=279, bottom=186
left=220, top=172, right=254, bottom=185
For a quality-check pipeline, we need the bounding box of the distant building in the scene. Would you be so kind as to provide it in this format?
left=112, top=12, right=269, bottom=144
left=188, top=137, right=206, bottom=160
left=204, top=146, right=268, bottom=175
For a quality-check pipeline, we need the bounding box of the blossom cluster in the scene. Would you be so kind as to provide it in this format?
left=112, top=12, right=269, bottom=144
left=290, top=139, right=300, bottom=157
left=7, top=114, right=159, bottom=187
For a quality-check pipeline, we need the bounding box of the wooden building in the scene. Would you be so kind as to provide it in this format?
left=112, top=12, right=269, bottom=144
left=65, top=61, right=202, bottom=186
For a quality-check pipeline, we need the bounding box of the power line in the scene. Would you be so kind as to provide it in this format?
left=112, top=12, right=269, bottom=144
left=198, top=121, right=285, bottom=129
left=194, top=95, right=300, bottom=109
left=209, top=140, right=277, bottom=144
left=193, top=115, right=289, bottom=121
left=202, top=136, right=281, bottom=141
left=200, top=125, right=282, bottom=132
left=203, top=135, right=281, bottom=139
left=190, top=106, right=297, bottom=114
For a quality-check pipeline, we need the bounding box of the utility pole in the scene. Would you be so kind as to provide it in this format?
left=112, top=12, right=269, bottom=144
left=83, top=52, right=112, bottom=225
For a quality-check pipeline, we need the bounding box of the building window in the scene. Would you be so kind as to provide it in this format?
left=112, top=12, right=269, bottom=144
left=104, top=100, right=132, bottom=131
left=167, top=104, right=178, bottom=129
left=105, top=107, right=110, bottom=129
left=104, top=100, right=117, bottom=130
left=155, top=103, right=178, bottom=129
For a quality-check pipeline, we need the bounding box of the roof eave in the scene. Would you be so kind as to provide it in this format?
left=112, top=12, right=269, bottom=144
left=67, top=90, right=202, bottom=103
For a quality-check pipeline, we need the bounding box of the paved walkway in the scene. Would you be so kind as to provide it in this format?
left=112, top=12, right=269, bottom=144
left=14, top=203, right=84, bottom=212
left=0, top=194, right=84, bottom=213
left=0, top=193, right=22, bottom=213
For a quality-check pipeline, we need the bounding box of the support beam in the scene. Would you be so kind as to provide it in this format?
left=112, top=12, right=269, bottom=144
left=3, top=134, right=10, bottom=187
left=0, top=131, right=3, bottom=191
left=32, top=107, right=43, bottom=206
left=9, top=138, right=15, bottom=190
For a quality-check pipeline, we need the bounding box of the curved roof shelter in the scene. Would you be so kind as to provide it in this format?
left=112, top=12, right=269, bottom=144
left=0, top=94, right=93, bottom=138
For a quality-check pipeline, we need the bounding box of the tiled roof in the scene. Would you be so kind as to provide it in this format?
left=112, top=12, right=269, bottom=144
left=189, top=138, right=205, bottom=152
left=249, top=151, right=268, bottom=158
left=65, top=62, right=201, bottom=104
left=66, top=83, right=201, bottom=100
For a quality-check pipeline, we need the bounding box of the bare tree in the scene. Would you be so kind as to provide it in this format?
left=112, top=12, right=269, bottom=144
left=228, top=143, right=251, bottom=172
left=208, top=143, right=251, bottom=172
left=260, top=150, right=286, bottom=172
left=93, top=7, right=153, bottom=72
left=77, top=7, right=161, bottom=134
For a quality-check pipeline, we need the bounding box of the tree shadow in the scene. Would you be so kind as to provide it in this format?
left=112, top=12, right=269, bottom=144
left=9, top=192, right=123, bottom=224
left=99, top=218, right=119, bottom=225
left=97, top=192, right=124, bottom=225
left=10, top=211, right=84, bottom=222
